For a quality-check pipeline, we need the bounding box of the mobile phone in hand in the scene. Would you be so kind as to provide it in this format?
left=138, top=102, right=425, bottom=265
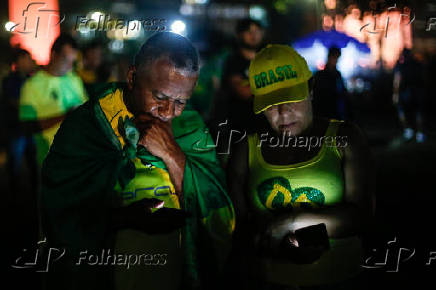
left=294, top=223, right=330, bottom=250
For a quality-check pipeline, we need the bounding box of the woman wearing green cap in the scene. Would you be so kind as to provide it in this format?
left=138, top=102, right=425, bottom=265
left=227, top=44, right=374, bottom=289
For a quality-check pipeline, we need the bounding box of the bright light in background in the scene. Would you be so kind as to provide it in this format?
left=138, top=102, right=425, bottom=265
left=294, top=40, right=328, bottom=72
left=324, top=0, right=336, bottom=10
left=124, top=20, right=142, bottom=39
left=183, top=0, right=209, bottom=4
left=249, top=5, right=267, bottom=21
left=109, top=40, right=124, bottom=52
left=90, top=11, right=104, bottom=22
left=170, top=20, right=186, bottom=35
left=294, top=40, right=371, bottom=88
left=337, top=42, right=363, bottom=79
left=5, top=21, right=16, bottom=32
left=9, top=0, right=60, bottom=65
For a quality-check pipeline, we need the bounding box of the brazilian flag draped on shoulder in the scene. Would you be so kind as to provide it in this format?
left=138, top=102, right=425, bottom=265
left=41, top=82, right=235, bottom=290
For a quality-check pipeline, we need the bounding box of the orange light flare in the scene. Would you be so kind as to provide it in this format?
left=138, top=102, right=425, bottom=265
left=342, top=5, right=365, bottom=43
left=324, top=0, right=336, bottom=10
left=8, top=0, right=61, bottom=65
left=339, top=4, right=414, bottom=70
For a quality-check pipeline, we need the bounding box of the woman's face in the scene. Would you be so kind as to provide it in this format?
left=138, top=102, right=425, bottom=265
left=263, top=96, right=313, bottom=136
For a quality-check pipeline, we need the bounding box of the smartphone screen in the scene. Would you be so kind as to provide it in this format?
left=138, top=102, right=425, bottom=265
left=294, top=223, right=330, bottom=249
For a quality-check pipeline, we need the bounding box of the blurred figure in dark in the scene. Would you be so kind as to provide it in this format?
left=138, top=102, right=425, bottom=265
left=210, top=18, right=264, bottom=167
left=77, top=41, right=114, bottom=97
left=19, top=34, right=87, bottom=166
left=392, top=48, right=427, bottom=143
left=313, top=47, right=349, bottom=120
left=222, top=18, right=264, bottom=133
left=2, top=48, right=37, bottom=195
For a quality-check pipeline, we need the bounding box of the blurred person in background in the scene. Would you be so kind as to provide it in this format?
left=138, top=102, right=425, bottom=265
left=2, top=48, right=37, bottom=194
left=392, top=48, right=427, bottom=144
left=209, top=18, right=265, bottom=167
left=313, top=47, right=350, bottom=121
left=19, top=34, right=87, bottom=167
left=77, top=40, right=115, bottom=97
left=227, top=45, right=373, bottom=290
left=220, top=18, right=265, bottom=134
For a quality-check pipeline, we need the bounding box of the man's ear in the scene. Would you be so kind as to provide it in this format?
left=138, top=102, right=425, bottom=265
left=127, top=65, right=136, bottom=90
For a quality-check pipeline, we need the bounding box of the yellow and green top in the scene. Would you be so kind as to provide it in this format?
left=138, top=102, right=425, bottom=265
left=19, top=70, right=87, bottom=165
left=98, top=88, right=180, bottom=210
left=247, top=119, right=363, bottom=286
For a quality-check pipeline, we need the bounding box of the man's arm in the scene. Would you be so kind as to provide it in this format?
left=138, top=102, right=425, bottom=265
left=21, top=114, right=66, bottom=134
left=160, top=143, right=186, bottom=199
left=269, top=122, right=374, bottom=240
left=136, top=116, right=186, bottom=203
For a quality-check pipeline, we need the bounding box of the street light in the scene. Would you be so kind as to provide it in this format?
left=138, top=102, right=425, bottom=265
left=170, top=20, right=186, bottom=35
left=4, top=21, right=16, bottom=32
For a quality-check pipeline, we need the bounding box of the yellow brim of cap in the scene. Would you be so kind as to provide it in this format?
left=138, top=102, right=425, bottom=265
left=253, top=81, right=309, bottom=114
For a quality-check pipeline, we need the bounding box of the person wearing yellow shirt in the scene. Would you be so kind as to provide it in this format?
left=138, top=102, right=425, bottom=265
left=227, top=45, right=374, bottom=290
left=19, top=34, right=87, bottom=165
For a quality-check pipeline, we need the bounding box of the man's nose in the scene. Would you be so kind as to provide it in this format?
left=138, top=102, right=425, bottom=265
left=278, top=103, right=294, bottom=114
left=158, top=100, right=175, bottom=120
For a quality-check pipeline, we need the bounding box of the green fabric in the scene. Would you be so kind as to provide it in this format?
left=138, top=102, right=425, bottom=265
left=19, top=70, right=87, bottom=165
left=247, top=120, right=345, bottom=216
left=41, top=82, right=235, bottom=290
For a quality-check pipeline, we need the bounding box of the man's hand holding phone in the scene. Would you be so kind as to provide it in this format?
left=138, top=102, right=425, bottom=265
left=113, top=198, right=190, bottom=234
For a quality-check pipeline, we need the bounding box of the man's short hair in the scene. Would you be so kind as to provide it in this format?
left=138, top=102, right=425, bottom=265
left=236, top=18, right=262, bottom=34
left=51, top=34, right=78, bottom=53
left=134, top=32, right=199, bottom=74
left=10, top=48, right=30, bottom=65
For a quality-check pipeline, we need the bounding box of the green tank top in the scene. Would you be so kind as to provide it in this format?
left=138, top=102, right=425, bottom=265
left=248, top=120, right=345, bottom=214
left=247, top=120, right=363, bottom=286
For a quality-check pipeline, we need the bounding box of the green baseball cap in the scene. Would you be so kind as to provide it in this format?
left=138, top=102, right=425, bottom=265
left=249, top=44, right=312, bottom=114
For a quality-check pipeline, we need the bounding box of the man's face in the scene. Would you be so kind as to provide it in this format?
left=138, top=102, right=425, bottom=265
left=240, top=23, right=264, bottom=49
left=127, top=57, right=198, bottom=122
left=53, top=44, right=77, bottom=74
left=16, top=53, right=34, bottom=75
left=84, top=47, right=102, bottom=70
left=263, top=97, right=313, bottom=136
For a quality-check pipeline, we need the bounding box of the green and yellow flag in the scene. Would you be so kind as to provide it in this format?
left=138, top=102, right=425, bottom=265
left=41, top=82, right=235, bottom=290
